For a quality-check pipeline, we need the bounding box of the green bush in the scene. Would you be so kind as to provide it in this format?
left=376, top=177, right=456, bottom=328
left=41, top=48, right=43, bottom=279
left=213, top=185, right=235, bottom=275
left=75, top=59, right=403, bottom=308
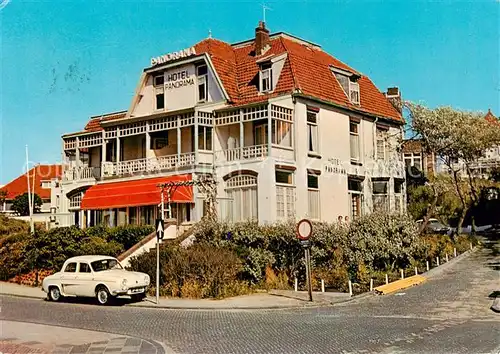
left=0, top=215, right=29, bottom=238
left=79, top=236, right=124, bottom=257
left=128, top=243, right=249, bottom=299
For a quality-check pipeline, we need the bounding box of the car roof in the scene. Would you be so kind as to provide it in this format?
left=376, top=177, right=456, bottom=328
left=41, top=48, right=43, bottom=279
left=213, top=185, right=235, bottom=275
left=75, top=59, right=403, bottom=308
left=64, top=255, right=117, bottom=263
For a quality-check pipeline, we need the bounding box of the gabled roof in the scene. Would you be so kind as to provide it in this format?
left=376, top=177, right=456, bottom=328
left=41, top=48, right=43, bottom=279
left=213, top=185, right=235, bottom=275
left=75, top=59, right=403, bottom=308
left=484, top=109, right=499, bottom=124
left=0, top=165, right=62, bottom=200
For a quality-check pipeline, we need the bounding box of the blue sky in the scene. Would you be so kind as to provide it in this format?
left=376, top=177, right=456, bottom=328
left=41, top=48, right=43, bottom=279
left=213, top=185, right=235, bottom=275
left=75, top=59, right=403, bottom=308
left=1, top=0, right=499, bottom=184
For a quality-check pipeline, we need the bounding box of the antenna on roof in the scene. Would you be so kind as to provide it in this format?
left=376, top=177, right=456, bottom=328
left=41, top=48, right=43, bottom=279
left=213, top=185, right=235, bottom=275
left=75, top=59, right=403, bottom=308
left=208, top=28, right=212, bottom=39
left=262, top=3, right=272, bottom=23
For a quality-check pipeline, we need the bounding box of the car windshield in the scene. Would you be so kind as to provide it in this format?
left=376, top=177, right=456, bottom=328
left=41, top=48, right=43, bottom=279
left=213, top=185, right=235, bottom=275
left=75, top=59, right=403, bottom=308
left=430, top=220, right=446, bottom=228
left=90, top=258, right=122, bottom=272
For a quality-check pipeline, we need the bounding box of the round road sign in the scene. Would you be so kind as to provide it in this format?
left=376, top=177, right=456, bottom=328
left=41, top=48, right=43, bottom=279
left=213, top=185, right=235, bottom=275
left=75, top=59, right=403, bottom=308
left=296, top=219, right=312, bottom=240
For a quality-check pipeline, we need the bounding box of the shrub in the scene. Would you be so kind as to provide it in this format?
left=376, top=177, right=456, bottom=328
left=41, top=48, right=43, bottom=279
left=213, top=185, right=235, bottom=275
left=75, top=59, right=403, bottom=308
left=105, top=225, right=154, bottom=249
left=79, top=236, right=124, bottom=257
left=0, top=215, right=29, bottom=237
left=129, top=243, right=249, bottom=299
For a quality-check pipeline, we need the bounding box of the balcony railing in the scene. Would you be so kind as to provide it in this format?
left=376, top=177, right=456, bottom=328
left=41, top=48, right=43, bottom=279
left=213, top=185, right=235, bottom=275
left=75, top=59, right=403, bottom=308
left=104, top=152, right=198, bottom=177
left=215, top=145, right=268, bottom=163
left=63, top=166, right=99, bottom=181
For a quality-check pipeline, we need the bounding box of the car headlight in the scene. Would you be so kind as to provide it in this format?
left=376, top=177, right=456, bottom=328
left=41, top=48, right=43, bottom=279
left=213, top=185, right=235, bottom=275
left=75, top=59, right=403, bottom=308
left=144, top=275, right=150, bottom=284
left=121, top=279, right=128, bottom=290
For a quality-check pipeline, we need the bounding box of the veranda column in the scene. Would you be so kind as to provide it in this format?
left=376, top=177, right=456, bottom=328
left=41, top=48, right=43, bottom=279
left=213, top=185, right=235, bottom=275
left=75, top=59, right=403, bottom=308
left=240, top=109, right=244, bottom=157
left=116, top=127, right=121, bottom=163
left=75, top=136, right=81, bottom=180
left=177, top=116, right=182, bottom=161
left=101, top=131, right=107, bottom=178
left=267, top=104, right=272, bottom=156
left=194, top=111, right=199, bottom=164
left=145, top=121, right=151, bottom=171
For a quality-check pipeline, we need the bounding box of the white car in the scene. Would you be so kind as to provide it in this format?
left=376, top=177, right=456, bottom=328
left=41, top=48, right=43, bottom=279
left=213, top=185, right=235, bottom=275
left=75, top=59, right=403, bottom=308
left=42, top=255, right=150, bottom=305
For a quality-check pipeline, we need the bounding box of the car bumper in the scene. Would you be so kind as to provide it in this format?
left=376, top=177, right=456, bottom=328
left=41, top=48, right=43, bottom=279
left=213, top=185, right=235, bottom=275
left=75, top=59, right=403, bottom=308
left=112, top=285, right=149, bottom=296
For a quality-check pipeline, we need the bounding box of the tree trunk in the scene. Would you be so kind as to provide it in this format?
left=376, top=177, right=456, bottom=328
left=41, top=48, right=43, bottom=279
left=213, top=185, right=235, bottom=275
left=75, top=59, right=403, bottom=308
left=452, top=169, right=468, bottom=236
left=456, top=206, right=467, bottom=236
left=419, top=183, right=438, bottom=234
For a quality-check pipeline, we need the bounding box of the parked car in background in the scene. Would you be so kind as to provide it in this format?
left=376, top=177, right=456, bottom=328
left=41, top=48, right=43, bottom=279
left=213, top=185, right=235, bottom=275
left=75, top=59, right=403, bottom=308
left=416, top=218, right=452, bottom=235
left=42, top=255, right=150, bottom=305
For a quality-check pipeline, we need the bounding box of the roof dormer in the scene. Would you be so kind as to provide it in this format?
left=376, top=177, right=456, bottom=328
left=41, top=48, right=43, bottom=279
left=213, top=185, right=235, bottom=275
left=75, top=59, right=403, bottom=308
left=330, top=66, right=361, bottom=105
left=256, top=53, right=288, bottom=94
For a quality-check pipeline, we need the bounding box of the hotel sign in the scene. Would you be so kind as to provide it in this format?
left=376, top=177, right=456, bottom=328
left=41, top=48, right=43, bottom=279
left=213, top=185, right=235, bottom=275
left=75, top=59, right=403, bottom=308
left=151, top=47, right=197, bottom=66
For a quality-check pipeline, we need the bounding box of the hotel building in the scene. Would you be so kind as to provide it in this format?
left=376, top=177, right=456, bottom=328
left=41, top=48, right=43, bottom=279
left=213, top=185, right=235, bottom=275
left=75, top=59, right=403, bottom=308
left=52, top=22, right=406, bottom=228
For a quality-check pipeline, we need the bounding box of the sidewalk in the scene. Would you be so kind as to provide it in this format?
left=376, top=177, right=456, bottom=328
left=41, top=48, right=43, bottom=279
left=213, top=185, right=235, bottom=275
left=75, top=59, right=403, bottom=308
left=0, top=320, right=168, bottom=354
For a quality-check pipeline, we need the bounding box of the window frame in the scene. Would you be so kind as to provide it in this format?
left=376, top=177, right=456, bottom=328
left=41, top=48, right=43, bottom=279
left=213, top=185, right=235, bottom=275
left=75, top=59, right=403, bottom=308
left=198, top=126, right=213, bottom=151
left=78, top=262, right=92, bottom=273
left=348, top=177, right=364, bottom=220
left=376, top=127, right=388, bottom=161
left=196, top=64, right=208, bottom=102
left=260, top=63, right=273, bottom=93
left=307, top=173, right=320, bottom=220
left=155, top=89, right=165, bottom=111
left=153, top=74, right=165, bottom=87
left=372, top=179, right=389, bottom=213
left=225, top=175, right=258, bottom=222
left=349, top=121, right=360, bottom=162
left=307, top=109, right=319, bottom=154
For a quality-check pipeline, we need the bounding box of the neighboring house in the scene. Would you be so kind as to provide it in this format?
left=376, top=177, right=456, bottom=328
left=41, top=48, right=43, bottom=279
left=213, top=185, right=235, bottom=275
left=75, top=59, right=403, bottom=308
left=437, top=109, right=500, bottom=178
left=402, top=139, right=437, bottom=178
left=54, top=21, right=406, bottom=229
left=0, top=165, right=62, bottom=214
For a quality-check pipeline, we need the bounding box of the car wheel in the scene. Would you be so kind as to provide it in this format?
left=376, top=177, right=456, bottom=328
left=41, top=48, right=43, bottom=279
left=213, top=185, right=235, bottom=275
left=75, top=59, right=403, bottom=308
left=96, top=286, right=113, bottom=305
left=131, top=293, right=146, bottom=302
left=48, top=286, right=62, bottom=302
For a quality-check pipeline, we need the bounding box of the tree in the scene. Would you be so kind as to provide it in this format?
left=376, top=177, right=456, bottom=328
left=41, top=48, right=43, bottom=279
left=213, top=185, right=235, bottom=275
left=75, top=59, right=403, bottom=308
left=11, top=193, right=42, bottom=216
left=405, top=102, right=500, bottom=232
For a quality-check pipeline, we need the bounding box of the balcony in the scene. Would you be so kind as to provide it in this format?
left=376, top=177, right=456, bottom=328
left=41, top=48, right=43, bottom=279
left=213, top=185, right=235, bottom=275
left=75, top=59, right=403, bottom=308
left=368, top=159, right=406, bottom=179
left=63, top=166, right=100, bottom=181
left=215, top=145, right=268, bottom=164
left=102, top=152, right=197, bottom=177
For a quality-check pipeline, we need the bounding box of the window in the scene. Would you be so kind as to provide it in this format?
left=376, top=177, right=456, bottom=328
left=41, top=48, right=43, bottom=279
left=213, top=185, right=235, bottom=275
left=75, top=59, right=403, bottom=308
left=372, top=179, right=389, bottom=212
left=197, top=65, right=208, bottom=102
left=350, top=121, right=360, bottom=161
left=64, top=262, right=77, bottom=273
left=307, top=110, right=319, bottom=153
left=276, top=170, right=295, bottom=219
left=394, top=179, right=404, bottom=214
left=348, top=178, right=363, bottom=220
left=254, top=123, right=268, bottom=146
left=376, top=128, right=388, bottom=160
left=404, top=153, right=423, bottom=171
left=41, top=180, right=51, bottom=189
left=307, top=173, right=320, bottom=219
left=260, top=63, right=272, bottom=92
left=153, top=74, right=164, bottom=87
left=226, top=175, right=258, bottom=222
left=79, top=263, right=91, bottom=273
left=91, top=258, right=122, bottom=272
left=198, top=126, right=213, bottom=151
left=334, top=72, right=361, bottom=105
left=272, top=119, right=292, bottom=147
left=155, top=90, right=165, bottom=110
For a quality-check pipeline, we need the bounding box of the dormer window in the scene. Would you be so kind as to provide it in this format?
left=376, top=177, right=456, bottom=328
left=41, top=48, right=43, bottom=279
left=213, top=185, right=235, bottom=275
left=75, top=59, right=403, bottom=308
left=197, top=65, right=208, bottom=102
left=332, top=68, right=361, bottom=105
left=260, top=62, right=273, bottom=93
left=153, top=73, right=164, bottom=87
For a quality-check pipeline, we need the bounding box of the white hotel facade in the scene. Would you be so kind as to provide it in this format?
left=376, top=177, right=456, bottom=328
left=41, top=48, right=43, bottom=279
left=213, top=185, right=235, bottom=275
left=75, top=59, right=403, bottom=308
left=52, top=22, right=406, bottom=228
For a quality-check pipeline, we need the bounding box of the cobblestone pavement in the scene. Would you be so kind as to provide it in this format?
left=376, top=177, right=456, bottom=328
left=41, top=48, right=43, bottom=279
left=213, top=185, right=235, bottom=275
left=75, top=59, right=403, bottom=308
left=1, top=236, right=499, bottom=354
left=0, top=321, right=166, bottom=354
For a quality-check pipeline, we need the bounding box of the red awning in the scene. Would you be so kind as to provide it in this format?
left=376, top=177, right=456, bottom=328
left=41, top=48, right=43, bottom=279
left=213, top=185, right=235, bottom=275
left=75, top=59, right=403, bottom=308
left=80, top=175, right=193, bottom=210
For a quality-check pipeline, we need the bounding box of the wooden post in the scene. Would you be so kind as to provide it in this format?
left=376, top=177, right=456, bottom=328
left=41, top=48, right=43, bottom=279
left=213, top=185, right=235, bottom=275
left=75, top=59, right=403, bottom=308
left=348, top=280, right=353, bottom=296
left=385, top=274, right=389, bottom=285
left=294, top=277, right=298, bottom=292
left=415, top=267, right=418, bottom=275
left=437, top=257, right=440, bottom=266
left=426, top=260, right=430, bottom=271
left=321, top=279, right=325, bottom=293
left=400, top=269, right=404, bottom=279
left=370, top=278, right=373, bottom=292
left=454, top=248, right=457, bottom=257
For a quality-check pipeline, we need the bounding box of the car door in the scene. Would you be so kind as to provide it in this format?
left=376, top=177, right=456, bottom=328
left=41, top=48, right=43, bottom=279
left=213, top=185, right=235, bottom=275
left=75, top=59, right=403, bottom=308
left=60, top=262, right=78, bottom=295
left=74, top=262, right=95, bottom=297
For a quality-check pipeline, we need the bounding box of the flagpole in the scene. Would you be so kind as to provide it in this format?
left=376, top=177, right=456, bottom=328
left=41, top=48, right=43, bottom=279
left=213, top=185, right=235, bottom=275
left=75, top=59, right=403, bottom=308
left=25, top=145, right=34, bottom=235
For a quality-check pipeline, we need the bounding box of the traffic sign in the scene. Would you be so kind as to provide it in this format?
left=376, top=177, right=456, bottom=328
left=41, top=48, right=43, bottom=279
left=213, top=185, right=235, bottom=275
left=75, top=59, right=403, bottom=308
left=296, top=219, right=312, bottom=240
left=156, top=218, right=164, bottom=240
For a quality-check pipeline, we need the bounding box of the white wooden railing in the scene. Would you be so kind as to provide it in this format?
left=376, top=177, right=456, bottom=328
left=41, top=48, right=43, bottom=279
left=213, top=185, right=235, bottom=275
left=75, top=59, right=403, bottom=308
left=112, top=152, right=197, bottom=177
left=63, top=166, right=99, bottom=181
left=215, top=145, right=268, bottom=163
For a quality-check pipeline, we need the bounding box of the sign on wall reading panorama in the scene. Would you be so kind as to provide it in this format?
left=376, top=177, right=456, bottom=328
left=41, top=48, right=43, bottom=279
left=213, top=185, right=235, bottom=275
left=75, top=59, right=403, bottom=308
left=151, top=47, right=197, bottom=66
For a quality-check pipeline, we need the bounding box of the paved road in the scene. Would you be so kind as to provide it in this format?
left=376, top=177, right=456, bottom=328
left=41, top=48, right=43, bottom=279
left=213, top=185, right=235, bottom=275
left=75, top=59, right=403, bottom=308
left=1, top=236, right=499, bottom=354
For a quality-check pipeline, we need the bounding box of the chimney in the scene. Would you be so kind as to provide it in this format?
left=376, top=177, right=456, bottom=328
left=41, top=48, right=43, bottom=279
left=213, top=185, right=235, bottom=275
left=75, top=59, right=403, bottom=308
left=385, top=87, right=402, bottom=113
left=255, top=21, right=270, bottom=56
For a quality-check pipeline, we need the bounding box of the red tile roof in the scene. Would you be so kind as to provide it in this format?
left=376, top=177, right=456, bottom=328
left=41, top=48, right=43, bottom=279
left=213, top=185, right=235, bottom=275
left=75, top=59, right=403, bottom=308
left=484, top=109, right=499, bottom=125
left=0, top=165, right=62, bottom=200
left=84, top=111, right=127, bottom=132
left=194, top=34, right=403, bottom=123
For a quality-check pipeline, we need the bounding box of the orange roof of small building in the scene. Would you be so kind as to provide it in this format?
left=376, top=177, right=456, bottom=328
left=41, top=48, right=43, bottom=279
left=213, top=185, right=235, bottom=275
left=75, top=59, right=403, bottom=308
left=83, top=111, right=127, bottom=132
left=0, top=165, right=62, bottom=200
